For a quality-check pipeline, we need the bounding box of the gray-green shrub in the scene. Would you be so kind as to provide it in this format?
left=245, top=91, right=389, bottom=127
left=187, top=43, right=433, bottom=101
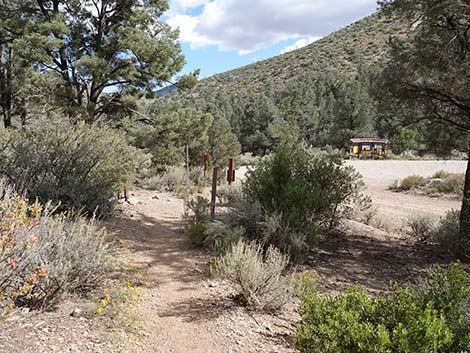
left=216, top=184, right=242, bottom=205
left=399, top=175, right=427, bottom=191
left=213, top=241, right=291, bottom=311
left=0, top=119, right=138, bottom=217
left=140, top=166, right=207, bottom=195
left=433, top=210, right=466, bottom=259
left=262, top=213, right=316, bottom=264
left=0, top=182, right=116, bottom=311
left=406, top=213, right=436, bottom=242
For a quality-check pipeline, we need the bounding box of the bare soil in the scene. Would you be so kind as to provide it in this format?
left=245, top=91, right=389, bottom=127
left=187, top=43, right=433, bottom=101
left=1, top=160, right=467, bottom=353
left=346, top=160, right=466, bottom=226
left=0, top=300, right=112, bottom=353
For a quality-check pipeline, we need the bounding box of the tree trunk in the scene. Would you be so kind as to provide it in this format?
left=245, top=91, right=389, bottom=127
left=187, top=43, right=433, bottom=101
left=86, top=83, right=103, bottom=123
left=460, top=136, right=470, bottom=240
left=0, top=47, right=12, bottom=128
left=2, top=104, right=11, bottom=128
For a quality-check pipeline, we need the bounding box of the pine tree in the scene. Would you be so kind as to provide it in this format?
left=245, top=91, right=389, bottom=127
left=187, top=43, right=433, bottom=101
left=13, top=0, right=185, bottom=121
left=378, top=0, right=470, bottom=244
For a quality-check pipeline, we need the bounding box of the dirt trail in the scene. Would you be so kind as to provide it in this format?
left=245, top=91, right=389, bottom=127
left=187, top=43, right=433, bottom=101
left=108, top=191, right=297, bottom=353
left=0, top=191, right=297, bottom=353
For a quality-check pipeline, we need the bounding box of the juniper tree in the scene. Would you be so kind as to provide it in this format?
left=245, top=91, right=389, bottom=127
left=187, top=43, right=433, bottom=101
left=378, top=0, right=470, bottom=244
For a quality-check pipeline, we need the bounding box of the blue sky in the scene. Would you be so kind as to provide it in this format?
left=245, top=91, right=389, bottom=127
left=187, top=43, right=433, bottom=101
left=165, top=0, right=379, bottom=79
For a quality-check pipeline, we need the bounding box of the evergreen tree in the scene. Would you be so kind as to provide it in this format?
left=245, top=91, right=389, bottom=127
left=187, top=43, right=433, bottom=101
left=378, top=0, right=470, bottom=244
left=12, top=0, right=185, bottom=121
left=0, top=0, right=32, bottom=127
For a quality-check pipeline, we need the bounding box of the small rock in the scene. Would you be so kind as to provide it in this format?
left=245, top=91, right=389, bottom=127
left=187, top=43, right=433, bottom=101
left=209, top=282, right=218, bottom=288
left=166, top=198, right=174, bottom=202
left=71, top=308, right=83, bottom=318
left=152, top=195, right=160, bottom=200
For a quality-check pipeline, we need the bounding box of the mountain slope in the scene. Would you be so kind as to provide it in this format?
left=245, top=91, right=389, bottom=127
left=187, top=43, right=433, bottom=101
left=190, top=12, right=407, bottom=96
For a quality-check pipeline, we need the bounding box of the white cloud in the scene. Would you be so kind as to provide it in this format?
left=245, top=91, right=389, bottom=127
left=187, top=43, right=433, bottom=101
left=166, top=15, right=213, bottom=47
left=279, top=36, right=321, bottom=55
left=167, top=0, right=210, bottom=15
left=167, top=0, right=377, bottom=54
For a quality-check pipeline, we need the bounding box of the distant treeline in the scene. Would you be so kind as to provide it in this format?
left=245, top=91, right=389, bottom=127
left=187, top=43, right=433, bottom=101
left=162, top=69, right=467, bottom=157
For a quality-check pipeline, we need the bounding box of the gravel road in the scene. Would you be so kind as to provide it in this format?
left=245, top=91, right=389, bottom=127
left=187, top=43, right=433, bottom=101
left=347, top=160, right=467, bottom=224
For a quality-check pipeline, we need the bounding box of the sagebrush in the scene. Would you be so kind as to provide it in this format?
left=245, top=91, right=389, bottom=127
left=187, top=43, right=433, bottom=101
left=0, top=182, right=116, bottom=311
left=213, top=241, right=291, bottom=311
left=406, top=213, right=436, bottom=242
left=0, top=119, right=139, bottom=217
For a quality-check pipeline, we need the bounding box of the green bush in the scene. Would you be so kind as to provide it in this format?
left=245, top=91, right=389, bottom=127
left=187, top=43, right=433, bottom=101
left=184, top=196, right=244, bottom=254
left=399, top=175, right=427, bottom=191
left=184, top=220, right=244, bottom=256
left=243, top=144, right=362, bottom=231
left=241, top=144, right=363, bottom=261
left=203, top=222, right=245, bottom=256
left=0, top=120, right=138, bottom=217
left=0, top=182, right=116, bottom=311
left=184, top=222, right=208, bottom=248
left=434, top=174, right=465, bottom=195
left=295, top=263, right=469, bottom=353
left=213, top=241, right=291, bottom=311
left=186, top=196, right=211, bottom=223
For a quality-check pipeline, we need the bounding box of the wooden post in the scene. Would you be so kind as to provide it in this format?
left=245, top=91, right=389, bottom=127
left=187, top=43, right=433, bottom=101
left=186, top=137, right=190, bottom=191
left=210, top=166, right=218, bottom=220
left=203, top=153, right=210, bottom=179
left=227, top=157, right=234, bottom=185
left=123, top=182, right=129, bottom=202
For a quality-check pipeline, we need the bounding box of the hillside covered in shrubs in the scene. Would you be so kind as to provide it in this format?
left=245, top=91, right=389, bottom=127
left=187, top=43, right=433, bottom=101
left=190, top=13, right=407, bottom=96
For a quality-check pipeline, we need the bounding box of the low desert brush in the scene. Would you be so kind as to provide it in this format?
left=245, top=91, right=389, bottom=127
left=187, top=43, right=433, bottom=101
left=0, top=180, right=116, bottom=311
left=406, top=213, right=436, bottom=242
left=213, top=240, right=291, bottom=311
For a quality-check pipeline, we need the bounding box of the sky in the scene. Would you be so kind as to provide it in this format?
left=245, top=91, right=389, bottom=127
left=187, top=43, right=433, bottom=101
left=165, top=0, right=380, bottom=79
